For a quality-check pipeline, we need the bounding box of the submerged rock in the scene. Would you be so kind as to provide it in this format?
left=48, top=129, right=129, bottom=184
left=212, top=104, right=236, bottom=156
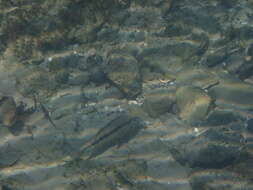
left=0, top=95, right=35, bottom=135
left=176, top=86, right=214, bottom=123
left=246, top=118, right=253, bottom=133
left=208, top=75, right=253, bottom=110
left=176, top=67, right=219, bottom=90
left=0, top=72, right=17, bottom=97
left=0, top=144, right=21, bottom=169
left=167, top=127, right=244, bottom=169
left=1, top=185, right=17, bottom=190
left=142, top=91, right=175, bottom=118
left=0, top=96, right=16, bottom=126
left=105, top=54, right=142, bottom=99
left=190, top=170, right=252, bottom=190
left=206, top=109, right=244, bottom=126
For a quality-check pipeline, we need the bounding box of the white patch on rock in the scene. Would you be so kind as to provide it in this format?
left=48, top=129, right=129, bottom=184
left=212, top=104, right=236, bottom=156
left=48, top=57, right=53, bottom=62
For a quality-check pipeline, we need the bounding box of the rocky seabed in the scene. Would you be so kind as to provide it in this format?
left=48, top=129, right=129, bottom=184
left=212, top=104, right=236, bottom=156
left=0, top=0, right=253, bottom=189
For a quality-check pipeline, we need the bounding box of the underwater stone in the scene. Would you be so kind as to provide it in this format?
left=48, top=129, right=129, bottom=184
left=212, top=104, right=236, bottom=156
left=176, top=67, right=219, bottom=89
left=208, top=78, right=253, bottom=110
left=105, top=54, right=142, bottom=99
left=68, top=72, right=90, bottom=86
left=54, top=71, right=69, bottom=84
left=206, top=109, right=243, bottom=126
left=176, top=86, right=213, bottom=123
left=189, top=170, right=249, bottom=190
left=89, top=67, right=107, bottom=85
left=246, top=118, right=253, bottom=133
left=0, top=144, right=21, bottom=169
left=0, top=96, right=17, bottom=126
left=168, top=127, right=244, bottom=169
left=142, top=92, right=175, bottom=118
left=206, top=49, right=228, bottom=67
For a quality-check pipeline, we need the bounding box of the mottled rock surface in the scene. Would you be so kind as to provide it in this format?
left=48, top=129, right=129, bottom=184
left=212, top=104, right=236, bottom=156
left=176, top=86, right=213, bottom=123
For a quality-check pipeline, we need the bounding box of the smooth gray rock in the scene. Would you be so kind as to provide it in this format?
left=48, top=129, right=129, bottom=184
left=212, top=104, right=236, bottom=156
left=167, top=127, right=244, bottom=168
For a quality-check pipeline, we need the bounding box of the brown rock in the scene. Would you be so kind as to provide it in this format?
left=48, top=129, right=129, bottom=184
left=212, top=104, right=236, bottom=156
left=143, top=92, right=175, bottom=118
left=176, top=86, right=214, bottom=123
left=0, top=96, right=17, bottom=126
left=106, top=54, right=142, bottom=99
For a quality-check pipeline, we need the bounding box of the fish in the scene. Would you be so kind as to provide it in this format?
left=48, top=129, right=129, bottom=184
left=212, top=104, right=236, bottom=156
left=78, top=113, right=145, bottom=160
left=39, top=102, right=57, bottom=128
left=32, top=94, right=56, bottom=128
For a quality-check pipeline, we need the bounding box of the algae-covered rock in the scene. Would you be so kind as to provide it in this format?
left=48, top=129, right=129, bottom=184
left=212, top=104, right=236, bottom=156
left=68, top=72, right=90, bottom=86
left=232, top=158, right=253, bottom=181
left=176, top=86, right=214, bottom=123
left=176, top=67, right=219, bottom=90
left=0, top=143, right=21, bottom=169
left=206, top=109, right=243, bottom=126
left=142, top=91, right=175, bottom=118
left=246, top=118, right=253, bottom=133
left=0, top=71, right=16, bottom=97
left=205, top=47, right=229, bottom=67
left=168, top=127, right=244, bottom=169
left=139, top=38, right=203, bottom=74
left=208, top=74, right=253, bottom=110
left=106, top=54, right=142, bottom=99
left=15, top=67, right=57, bottom=97
left=190, top=170, right=252, bottom=190
left=0, top=96, right=16, bottom=126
